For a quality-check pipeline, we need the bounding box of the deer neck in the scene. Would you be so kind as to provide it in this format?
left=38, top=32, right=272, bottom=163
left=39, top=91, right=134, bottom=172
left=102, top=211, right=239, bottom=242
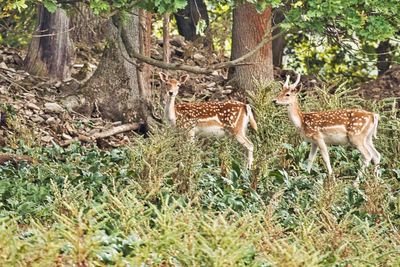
left=288, top=99, right=303, bottom=129
left=165, top=95, right=177, bottom=125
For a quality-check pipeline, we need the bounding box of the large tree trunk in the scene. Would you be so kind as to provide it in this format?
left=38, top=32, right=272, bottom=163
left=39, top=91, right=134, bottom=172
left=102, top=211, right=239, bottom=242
left=229, top=3, right=273, bottom=91
left=174, top=0, right=210, bottom=43
left=24, top=5, right=74, bottom=81
left=67, top=10, right=150, bottom=123
left=69, top=3, right=107, bottom=45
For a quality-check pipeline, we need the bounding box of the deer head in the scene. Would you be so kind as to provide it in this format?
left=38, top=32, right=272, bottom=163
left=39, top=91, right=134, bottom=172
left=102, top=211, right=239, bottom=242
left=159, top=72, right=189, bottom=97
left=273, top=73, right=301, bottom=106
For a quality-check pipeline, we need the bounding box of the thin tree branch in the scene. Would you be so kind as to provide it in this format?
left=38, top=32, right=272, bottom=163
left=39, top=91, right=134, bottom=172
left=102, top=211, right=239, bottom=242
left=127, top=24, right=285, bottom=74
left=212, top=24, right=280, bottom=69
left=31, top=27, right=75, bottom=38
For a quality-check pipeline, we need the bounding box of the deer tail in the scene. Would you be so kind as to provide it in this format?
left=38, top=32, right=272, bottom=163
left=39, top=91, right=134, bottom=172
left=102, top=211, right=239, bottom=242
left=246, top=104, right=258, bottom=132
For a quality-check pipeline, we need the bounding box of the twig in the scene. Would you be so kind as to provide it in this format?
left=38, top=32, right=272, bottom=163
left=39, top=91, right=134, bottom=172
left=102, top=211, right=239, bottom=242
left=0, top=66, right=17, bottom=73
left=31, top=26, right=75, bottom=38
left=0, top=73, right=30, bottom=93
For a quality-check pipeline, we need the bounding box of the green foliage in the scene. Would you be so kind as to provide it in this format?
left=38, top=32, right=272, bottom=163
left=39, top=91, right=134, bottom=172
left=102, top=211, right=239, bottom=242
left=282, top=0, right=400, bottom=42
left=0, top=0, right=36, bottom=46
left=138, top=0, right=187, bottom=14
left=207, top=1, right=233, bottom=56
left=285, top=33, right=381, bottom=80
left=1, top=82, right=400, bottom=265
left=278, top=0, right=400, bottom=78
left=43, top=0, right=57, bottom=13
left=209, top=0, right=399, bottom=78
left=1, top=0, right=28, bottom=12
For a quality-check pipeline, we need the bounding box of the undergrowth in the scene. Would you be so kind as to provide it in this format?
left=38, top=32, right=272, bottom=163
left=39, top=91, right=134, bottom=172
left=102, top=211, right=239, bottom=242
left=0, top=82, right=399, bottom=266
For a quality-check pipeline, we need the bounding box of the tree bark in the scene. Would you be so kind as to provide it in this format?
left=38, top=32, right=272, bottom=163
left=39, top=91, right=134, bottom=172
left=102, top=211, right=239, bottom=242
left=138, top=10, right=152, bottom=106
left=137, top=10, right=153, bottom=124
left=24, top=5, right=74, bottom=81
left=69, top=11, right=148, bottom=123
left=229, top=3, right=273, bottom=91
left=376, top=40, right=392, bottom=76
left=69, top=3, right=107, bottom=45
left=174, top=0, right=210, bottom=42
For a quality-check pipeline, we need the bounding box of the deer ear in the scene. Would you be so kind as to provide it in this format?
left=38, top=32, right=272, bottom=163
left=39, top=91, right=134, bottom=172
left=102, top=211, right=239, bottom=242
left=159, top=72, right=168, bottom=83
left=179, top=74, right=189, bottom=84
left=290, top=85, right=301, bottom=93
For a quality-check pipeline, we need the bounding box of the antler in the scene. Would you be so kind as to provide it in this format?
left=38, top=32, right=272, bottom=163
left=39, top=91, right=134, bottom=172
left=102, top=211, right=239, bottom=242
left=284, top=75, right=290, bottom=87
left=292, top=73, right=301, bottom=88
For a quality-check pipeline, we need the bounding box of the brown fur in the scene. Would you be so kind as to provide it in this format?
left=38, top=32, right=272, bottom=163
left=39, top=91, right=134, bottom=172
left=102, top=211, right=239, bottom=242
left=159, top=72, right=257, bottom=169
left=274, top=74, right=381, bottom=177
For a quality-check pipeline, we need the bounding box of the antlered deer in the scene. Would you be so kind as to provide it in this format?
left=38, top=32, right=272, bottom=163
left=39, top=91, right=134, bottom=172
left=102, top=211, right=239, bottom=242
left=159, top=72, right=258, bottom=168
left=273, top=74, right=380, bottom=176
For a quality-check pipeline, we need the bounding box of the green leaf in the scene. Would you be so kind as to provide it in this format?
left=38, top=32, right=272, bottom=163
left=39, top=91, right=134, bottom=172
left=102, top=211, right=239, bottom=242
left=11, top=0, right=28, bottom=12
left=174, top=0, right=188, bottom=10
left=43, top=0, right=57, bottom=13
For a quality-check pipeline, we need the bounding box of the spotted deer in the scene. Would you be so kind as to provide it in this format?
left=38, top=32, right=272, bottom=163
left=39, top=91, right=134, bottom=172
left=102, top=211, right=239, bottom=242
left=273, top=74, right=381, bottom=176
left=159, top=72, right=258, bottom=169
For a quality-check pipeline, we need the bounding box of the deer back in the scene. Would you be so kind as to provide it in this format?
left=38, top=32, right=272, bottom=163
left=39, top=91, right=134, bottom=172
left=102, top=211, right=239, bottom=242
left=302, top=109, right=375, bottom=136
left=175, top=100, right=247, bottom=130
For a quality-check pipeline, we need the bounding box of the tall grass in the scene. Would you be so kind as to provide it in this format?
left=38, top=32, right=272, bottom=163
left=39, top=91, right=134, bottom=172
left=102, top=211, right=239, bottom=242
left=0, top=81, right=399, bottom=266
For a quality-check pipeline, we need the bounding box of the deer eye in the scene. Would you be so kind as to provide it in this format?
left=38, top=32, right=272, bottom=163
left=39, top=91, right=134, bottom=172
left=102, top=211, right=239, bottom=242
left=285, top=93, right=290, bottom=97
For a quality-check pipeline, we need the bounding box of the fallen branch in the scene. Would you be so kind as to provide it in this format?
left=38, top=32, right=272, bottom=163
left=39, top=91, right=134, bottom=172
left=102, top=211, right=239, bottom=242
left=0, top=153, right=34, bottom=166
left=0, top=73, right=30, bottom=93
left=0, top=66, right=17, bottom=73
left=92, top=123, right=139, bottom=139
left=60, top=123, right=140, bottom=146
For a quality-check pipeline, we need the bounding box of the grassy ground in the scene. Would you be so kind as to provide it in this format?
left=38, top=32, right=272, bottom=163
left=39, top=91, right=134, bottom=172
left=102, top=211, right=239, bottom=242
left=0, top=82, right=399, bottom=266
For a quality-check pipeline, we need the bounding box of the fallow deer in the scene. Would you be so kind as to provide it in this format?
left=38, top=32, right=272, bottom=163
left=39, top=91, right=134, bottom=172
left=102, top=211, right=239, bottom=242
left=273, top=74, right=380, bottom=176
left=159, top=72, right=258, bottom=169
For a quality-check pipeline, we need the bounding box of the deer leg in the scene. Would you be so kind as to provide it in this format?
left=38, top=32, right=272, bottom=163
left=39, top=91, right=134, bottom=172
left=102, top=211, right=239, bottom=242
left=350, top=137, right=372, bottom=168
left=307, top=143, right=318, bottom=173
left=316, top=139, right=333, bottom=175
left=366, top=130, right=381, bottom=165
left=235, top=133, right=254, bottom=169
left=188, top=128, right=196, bottom=141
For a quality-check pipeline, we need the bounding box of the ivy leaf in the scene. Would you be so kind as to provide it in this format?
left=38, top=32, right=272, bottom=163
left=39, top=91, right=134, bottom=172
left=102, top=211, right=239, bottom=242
left=43, top=0, right=57, bottom=13
left=11, top=0, right=28, bottom=12
left=89, top=0, right=110, bottom=15
left=174, top=0, right=187, bottom=10
left=195, top=19, right=207, bottom=36
left=255, top=2, right=268, bottom=13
